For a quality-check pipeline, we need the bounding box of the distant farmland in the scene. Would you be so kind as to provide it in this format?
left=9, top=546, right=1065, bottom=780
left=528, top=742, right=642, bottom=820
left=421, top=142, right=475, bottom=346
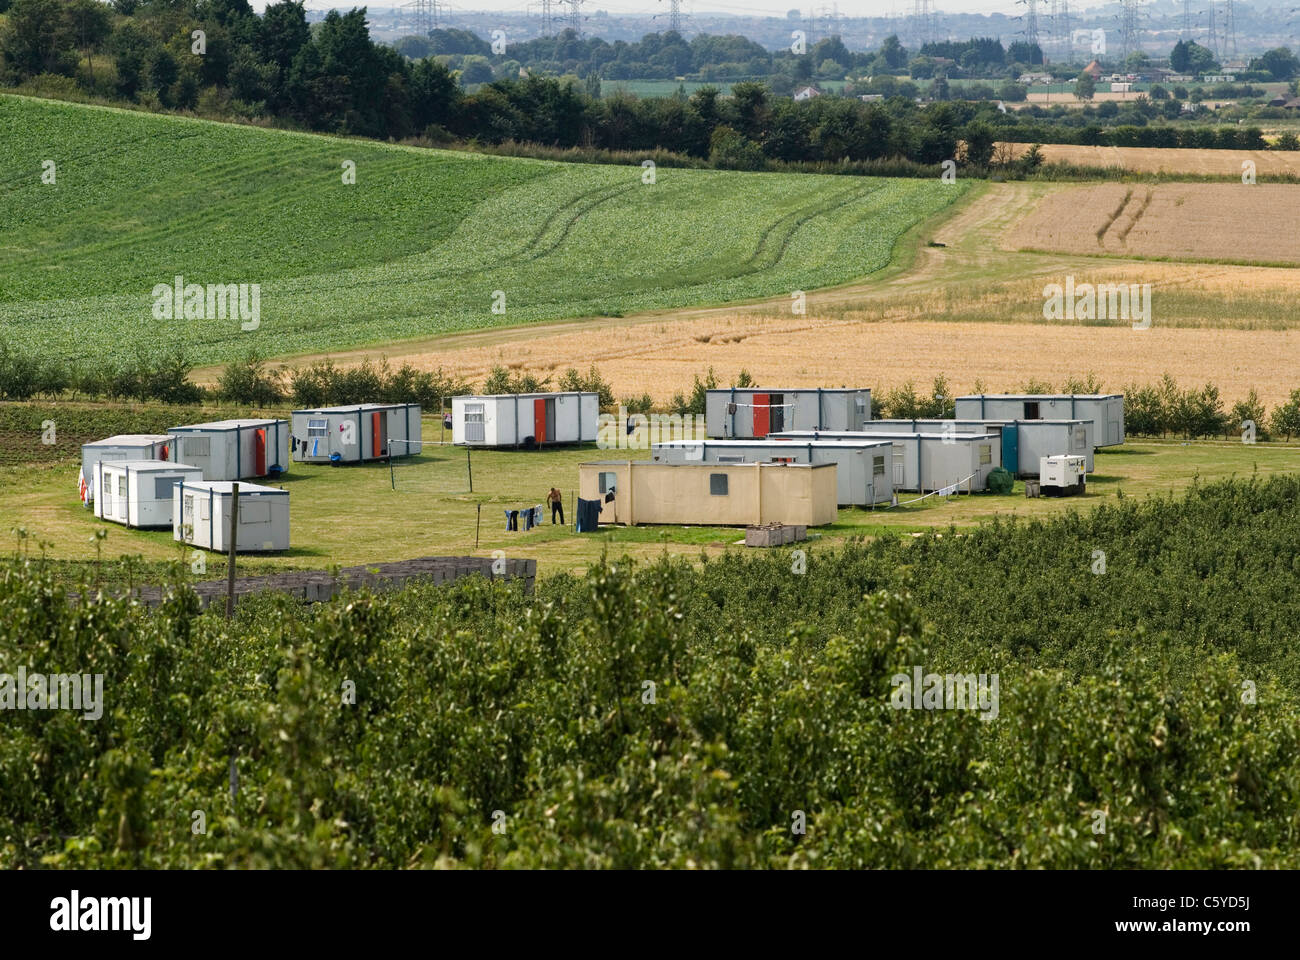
left=998, top=141, right=1300, bottom=176
left=0, top=94, right=961, bottom=367
left=1007, top=182, right=1300, bottom=266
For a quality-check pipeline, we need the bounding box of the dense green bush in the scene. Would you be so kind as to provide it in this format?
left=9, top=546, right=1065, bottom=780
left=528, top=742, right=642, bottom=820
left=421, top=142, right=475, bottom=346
left=5, top=475, right=1300, bottom=868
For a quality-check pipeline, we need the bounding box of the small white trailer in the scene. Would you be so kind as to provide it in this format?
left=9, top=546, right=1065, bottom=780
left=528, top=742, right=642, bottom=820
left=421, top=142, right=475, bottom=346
left=168, top=419, right=289, bottom=482
left=770, top=430, right=1002, bottom=493
left=650, top=437, right=895, bottom=506
left=452, top=392, right=599, bottom=447
left=1039, top=455, right=1087, bottom=496
left=706, top=388, right=871, bottom=439
left=955, top=394, right=1124, bottom=447
left=173, top=480, right=290, bottom=553
left=80, top=435, right=172, bottom=506
left=853, top=418, right=1093, bottom=477
left=291, top=403, right=422, bottom=463
left=93, top=460, right=204, bottom=528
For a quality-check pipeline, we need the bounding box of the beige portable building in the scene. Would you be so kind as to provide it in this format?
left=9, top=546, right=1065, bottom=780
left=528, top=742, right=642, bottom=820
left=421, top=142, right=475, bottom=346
left=578, top=460, right=838, bottom=527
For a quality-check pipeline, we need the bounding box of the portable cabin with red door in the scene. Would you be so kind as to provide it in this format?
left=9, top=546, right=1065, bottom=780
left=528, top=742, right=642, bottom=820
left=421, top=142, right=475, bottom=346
left=452, top=393, right=599, bottom=447
left=704, top=388, right=872, bottom=439
left=167, top=419, right=289, bottom=482
left=291, top=404, right=422, bottom=463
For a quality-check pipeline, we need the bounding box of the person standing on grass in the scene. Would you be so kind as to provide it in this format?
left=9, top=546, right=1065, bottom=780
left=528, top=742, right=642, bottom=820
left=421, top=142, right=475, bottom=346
left=548, top=487, right=564, bottom=525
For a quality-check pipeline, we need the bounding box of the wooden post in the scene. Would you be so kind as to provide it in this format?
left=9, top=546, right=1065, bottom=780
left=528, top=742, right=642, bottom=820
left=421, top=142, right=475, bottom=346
left=467, top=444, right=473, bottom=492
left=225, top=482, right=239, bottom=619
left=475, top=503, right=481, bottom=549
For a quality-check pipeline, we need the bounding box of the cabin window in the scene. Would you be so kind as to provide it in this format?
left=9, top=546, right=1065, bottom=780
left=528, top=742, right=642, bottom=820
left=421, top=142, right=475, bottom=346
left=1024, top=402, right=1040, bottom=419
left=154, top=477, right=179, bottom=500
left=709, top=473, right=729, bottom=496
left=769, top=457, right=795, bottom=464
left=117, top=476, right=127, bottom=498
left=182, top=495, right=194, bottom=525
left=1073, top=430, right=1086, bottom=450
left=598, top=471, right=617, bottom=494
left=979, top=444, right=992, bottom=465
left=241, top=500, right=271, bottom=524
left=464, top=403, right=486, bottom=443
left=307, top=419, right=328, bottom=438
left=200, top=498, right=210, bottom=520
left=717, top=455, right=746, bottom=464
left=873, top=455, right=885, bottom=476
left=183, top=437, right=210, bottom=459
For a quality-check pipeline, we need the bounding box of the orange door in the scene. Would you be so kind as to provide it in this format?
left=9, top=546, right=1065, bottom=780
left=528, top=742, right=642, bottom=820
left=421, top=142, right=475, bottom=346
left=534, top=398, right=547, bottom=443
left=254, top=429, right=267, bottom=475
left=371, top=411, right=383, bottom=457
left=753, top=393, right=770, bottom=438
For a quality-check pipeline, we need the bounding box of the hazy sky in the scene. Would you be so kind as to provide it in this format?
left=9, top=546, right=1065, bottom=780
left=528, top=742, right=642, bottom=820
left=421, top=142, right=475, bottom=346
left=256, top=2, right=1033, bottom=19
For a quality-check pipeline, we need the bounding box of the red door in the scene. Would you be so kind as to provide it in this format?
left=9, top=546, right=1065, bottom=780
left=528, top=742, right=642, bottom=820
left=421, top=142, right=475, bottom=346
left=254, top=429, right=267, bottom=475
left=534, top=398, right=547, bottom=443
left=752, top=392, right=770, bottom=438
left=371, top=411, right=384, bottom=457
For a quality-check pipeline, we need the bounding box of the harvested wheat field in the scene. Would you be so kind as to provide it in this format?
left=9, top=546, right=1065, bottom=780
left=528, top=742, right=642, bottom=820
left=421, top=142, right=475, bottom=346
left=1007, top=182, right=1300, bottom=265
left=344, top=311, right=1300, bottom=410
left=997, top=142, right=1300, bottom=177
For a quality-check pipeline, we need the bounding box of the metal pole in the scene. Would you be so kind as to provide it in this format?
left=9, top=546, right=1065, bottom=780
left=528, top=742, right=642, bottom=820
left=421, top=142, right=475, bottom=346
left=389, top=441, right=395, bottom=491
left=225, top=481, right=239, bottom=619
left=475, top=503, right=481, bottom=549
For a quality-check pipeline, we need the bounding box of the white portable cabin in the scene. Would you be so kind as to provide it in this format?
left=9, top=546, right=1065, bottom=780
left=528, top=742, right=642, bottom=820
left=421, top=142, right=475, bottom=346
left=452, top=392, right=599, bottom=447
left=168, top=419, right=289, bottom=482
left=846, top=418, right=1094, bottom=477
left=173, top=480, right=289, bottom=553
left=93, top=460, right=203, bottom=528
left=650, top=438, right=895, bottom=506
left=770, top=430, right=1002, bottom=493
left=80, top=435, right=172, bottom=505
left=955, top=394, right=1124, bottom=447
left=706, top=388, right=871, bottom=439
left=291, top=403, right=422, bottom=463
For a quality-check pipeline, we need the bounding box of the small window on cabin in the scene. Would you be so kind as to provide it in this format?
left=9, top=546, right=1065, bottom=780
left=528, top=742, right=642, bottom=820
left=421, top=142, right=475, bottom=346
left=1074, top=431, right=1086, bottom=450
left=307, top=419, right=328, bottom=438
left=717, top=455, right=746, bottom=464
left=709, top=473, right=729, bottom=496
left=770, top=457, right=795, bottom=464
left=598, top=471, right=617, bottom=494
left=1024, top=402, right=1040, bottom=420
left=200, top=498, right=210, bottom=521
left=873, top=455, right=885, bottom=476
left=241, top=500, right=271, bottom=525
left=118, top=476, right=126, bottom=498
left=979, top=444, right=992, bottom=465
left=154, top=477, right=179, bottom=500
left=855, top=396, right=866, bottom=411
left=464, top=403, right=485, bottom=424
left=183, top=496, right=193, bottom=525
left=184, top=437, right=210, bottom=458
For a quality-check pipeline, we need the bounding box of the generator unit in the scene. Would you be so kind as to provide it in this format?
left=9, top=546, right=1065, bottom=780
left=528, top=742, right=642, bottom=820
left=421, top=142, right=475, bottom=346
left=1039, top=455, right=1087, bottom=496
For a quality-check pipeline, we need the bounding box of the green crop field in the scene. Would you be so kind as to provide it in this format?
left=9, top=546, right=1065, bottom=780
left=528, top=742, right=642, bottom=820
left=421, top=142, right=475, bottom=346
left=0, top=94, right=965, bottom=367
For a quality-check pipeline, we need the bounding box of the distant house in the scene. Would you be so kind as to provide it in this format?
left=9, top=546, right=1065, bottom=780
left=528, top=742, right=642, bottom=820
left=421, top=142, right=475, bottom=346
left=1201, top=74, right=1236, bottom=83
left=1165, top=74, right=1194, bottom=83
left=1269, top=96, right=1288, bottom=107
left=1018, top=72, right=1053, bottom=84
left=1082, top=60, right=1102, bottom=79
left=1283, top=97, right=1300, bottom=111
left=793, top=85, right=822, bottom=101
left=858, top=93, right=883, bottom=102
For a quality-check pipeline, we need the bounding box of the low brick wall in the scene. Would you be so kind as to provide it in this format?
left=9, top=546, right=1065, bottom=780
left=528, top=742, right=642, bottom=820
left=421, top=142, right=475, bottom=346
left=87, top=556, right=537, bottom=611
